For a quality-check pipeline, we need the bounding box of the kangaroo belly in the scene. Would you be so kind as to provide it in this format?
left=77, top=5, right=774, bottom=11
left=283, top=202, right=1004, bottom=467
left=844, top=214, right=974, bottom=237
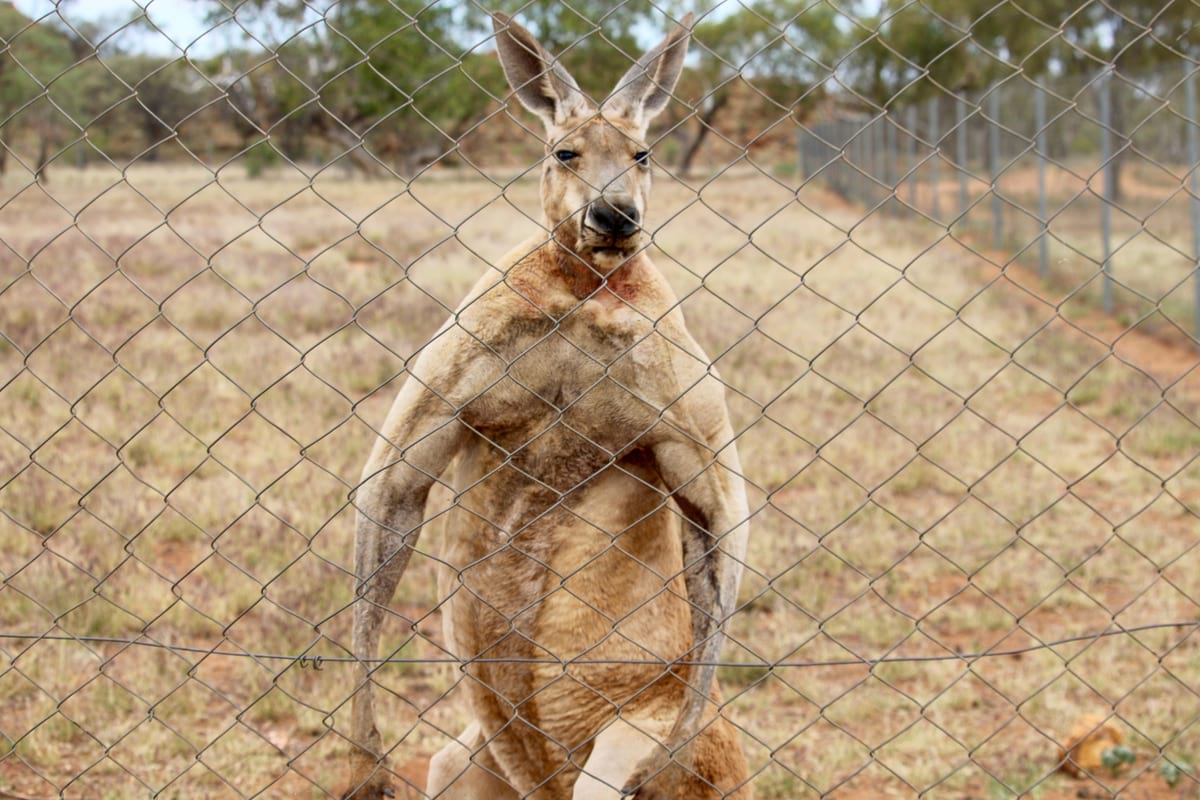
left=440, top=460, right=692, bottom=751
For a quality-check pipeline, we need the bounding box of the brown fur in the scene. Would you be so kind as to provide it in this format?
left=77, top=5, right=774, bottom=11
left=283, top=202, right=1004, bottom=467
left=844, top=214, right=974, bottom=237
left=344, top=13, right=751, bottom=800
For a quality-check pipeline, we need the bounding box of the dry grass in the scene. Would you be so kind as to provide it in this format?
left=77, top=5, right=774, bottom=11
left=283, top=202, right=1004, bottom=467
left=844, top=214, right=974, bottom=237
left=1, top=161, right=1198, bottom=799
left=903, top=154, right=1200, bottom=343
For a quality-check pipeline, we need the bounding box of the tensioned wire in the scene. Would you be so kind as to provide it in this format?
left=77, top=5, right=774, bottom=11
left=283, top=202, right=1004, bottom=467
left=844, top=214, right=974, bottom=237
left=1, top=620, right=1195, bottom=667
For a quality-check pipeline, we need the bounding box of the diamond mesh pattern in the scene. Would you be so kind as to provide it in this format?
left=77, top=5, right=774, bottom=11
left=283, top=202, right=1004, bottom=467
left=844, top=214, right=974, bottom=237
left=1, top=1, right=1199, bottom=798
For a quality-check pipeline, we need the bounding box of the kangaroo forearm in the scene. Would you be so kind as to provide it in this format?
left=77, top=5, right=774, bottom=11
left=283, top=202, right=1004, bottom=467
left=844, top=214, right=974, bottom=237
left=352, top=495, right=427, bottom=636
left=346, top=494, right=428, bottom=780
left=672, top=499, right=745, bottom=742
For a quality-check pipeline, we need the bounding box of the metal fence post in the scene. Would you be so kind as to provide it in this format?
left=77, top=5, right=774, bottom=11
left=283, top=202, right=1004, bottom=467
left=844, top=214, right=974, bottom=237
left=840, top=122, right=849, bottom=203
left=840, top=119, right=849, bottom=199
left=882, top=113, right=894, bottom=213
left=864, top=115, right=873, bottom=205
left=929, top=96, right=940, bottom=222
left=844, top=119, right=855, bottom=203
left=841, top=118, right=852, bottom=199
left=989, top=88, right=1003, bottom=250
left=797, top=127, right=807, bottom=183
left=852, top=120, right=862, bottom=204
left=907, top=106, right=917, bottom=207
left=868, top=120, right=878, bottom=206
left=957, top=95, right=969, bottom=216
left=1036, top=84, right=1049, bottom=279
left=874, top=115, right=884, bottom=207
left=1101, top=70, right=1114, bottom=314
left=1188, top=63, right=1200, bottom=340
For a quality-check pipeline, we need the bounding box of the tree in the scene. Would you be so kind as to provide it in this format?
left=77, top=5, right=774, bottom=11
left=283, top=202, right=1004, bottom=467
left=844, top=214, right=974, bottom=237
left=675, top=1, right=842, bottom=175
left=203, top=0, right=509, bottom=176
left=0, top=4, right=75, bottom=180
left=843, top=0, right=1198, bottom=201
left=1044, top=0, right=1195, bottom=203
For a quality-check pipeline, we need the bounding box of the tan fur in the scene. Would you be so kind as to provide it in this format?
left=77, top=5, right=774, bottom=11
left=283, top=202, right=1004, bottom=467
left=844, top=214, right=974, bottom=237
left=344, top=13, right=750, bottom=800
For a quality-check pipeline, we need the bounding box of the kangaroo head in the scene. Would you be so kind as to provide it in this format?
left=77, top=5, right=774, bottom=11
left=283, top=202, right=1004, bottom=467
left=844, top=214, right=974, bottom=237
left=492, top=12, right=692, bottom=269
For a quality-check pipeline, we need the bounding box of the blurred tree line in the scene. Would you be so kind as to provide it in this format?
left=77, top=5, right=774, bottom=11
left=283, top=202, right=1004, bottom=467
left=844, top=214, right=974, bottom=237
left=0, top=0, right=1194, bottom=196
left=852, top=0, right=1197, bottom=201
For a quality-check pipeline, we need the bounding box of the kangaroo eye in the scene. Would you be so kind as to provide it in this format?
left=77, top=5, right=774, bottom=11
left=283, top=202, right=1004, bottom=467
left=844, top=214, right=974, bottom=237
left=634, top=151, right=650, bottom=165
left=554, top=150, right=578, bottom=163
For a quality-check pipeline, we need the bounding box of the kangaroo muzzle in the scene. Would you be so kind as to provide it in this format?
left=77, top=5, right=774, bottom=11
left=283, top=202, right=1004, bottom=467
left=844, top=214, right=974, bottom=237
left=586, top=199, right=641, bottom=239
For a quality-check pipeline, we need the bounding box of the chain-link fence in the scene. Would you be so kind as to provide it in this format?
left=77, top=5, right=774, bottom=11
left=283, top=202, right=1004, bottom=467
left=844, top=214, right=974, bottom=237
left=2, top=1, right=1200, bottom=798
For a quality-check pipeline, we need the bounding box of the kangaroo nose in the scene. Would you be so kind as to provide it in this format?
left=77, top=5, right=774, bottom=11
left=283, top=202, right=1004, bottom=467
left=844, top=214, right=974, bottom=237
left=588, top=200, right=640, bottom=238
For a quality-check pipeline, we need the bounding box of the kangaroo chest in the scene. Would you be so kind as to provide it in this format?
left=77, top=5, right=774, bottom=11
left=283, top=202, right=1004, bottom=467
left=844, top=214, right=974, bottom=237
left=461, top=305, right=664, bottom=478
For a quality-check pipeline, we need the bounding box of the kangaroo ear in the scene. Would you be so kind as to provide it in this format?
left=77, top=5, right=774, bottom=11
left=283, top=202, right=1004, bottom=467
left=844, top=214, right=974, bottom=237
left=492, top=12, right=590, bottom=128
left=606, top=13, right=693, bottom=131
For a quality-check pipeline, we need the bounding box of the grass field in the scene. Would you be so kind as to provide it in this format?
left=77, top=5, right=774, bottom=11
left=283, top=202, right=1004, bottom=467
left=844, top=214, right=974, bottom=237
left=897, top=152, right=1200, bottom=344
left=1, top=161, right=1199, bottom=799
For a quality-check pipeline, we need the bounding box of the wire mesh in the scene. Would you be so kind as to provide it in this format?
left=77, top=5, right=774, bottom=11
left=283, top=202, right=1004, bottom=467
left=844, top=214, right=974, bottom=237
left=2, top=1, right=1200, bottom=798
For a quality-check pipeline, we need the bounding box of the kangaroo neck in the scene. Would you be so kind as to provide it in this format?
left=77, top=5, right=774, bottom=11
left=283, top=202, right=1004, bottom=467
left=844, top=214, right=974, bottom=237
left=548, top=240, right=606, bottom=299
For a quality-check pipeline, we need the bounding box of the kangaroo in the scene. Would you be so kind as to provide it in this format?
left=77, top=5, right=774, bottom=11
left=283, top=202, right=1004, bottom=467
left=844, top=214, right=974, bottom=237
left=344, top=12, right=751, bottom=800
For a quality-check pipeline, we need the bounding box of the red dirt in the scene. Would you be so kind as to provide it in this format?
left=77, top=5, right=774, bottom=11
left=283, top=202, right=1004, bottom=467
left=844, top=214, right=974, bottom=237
left=981, top=242, right=1200, bottom=392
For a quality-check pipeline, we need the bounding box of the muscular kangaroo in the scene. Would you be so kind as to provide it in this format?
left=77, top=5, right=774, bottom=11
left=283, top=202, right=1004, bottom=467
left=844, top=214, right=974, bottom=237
left=344, top=12, right=752, bottom=799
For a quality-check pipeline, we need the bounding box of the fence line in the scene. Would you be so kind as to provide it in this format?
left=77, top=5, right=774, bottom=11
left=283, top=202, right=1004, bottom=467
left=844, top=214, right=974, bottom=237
left=799, top=66, right=1200, bottom=344
left=3, top=621, right=1199, bottom=668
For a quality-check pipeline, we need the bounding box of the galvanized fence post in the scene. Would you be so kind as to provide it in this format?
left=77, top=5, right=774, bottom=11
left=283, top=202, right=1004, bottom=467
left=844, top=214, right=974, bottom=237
left=844, top=120, right=854, bottom=203
left=865, top=115, right=873, bottom=206
left=990, top=88, right=1003, bottom=251
left=839, top=119, right=850, bottom=198
left=1036, top=84, right=1049, bottom=279
left=957, top=95, right=969, bottom=216
left=874, top=114, right=885, bottom=208
left=883, top=113, right=894, bottom=213
left=929, top=95, right=940, bottom=222
left=1101, top=70, right=1114, bottom=314
left=907, top=106, right=917, bottom=207
left=797, top=126, right=806, bottom=183
left=1188, top=62, right=1200, bottom=340
left=842, top=118, right=853, bottom=199
left=870, top=116, right=877, bottom=205
left=854, top=119, right=864, bottom=204
left=840, top=119, right=851, bottom=202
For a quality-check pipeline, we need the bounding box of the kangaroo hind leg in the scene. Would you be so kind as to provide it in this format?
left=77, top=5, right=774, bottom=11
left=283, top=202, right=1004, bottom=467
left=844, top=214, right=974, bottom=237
left=427, top=720, right=519, bottom=799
